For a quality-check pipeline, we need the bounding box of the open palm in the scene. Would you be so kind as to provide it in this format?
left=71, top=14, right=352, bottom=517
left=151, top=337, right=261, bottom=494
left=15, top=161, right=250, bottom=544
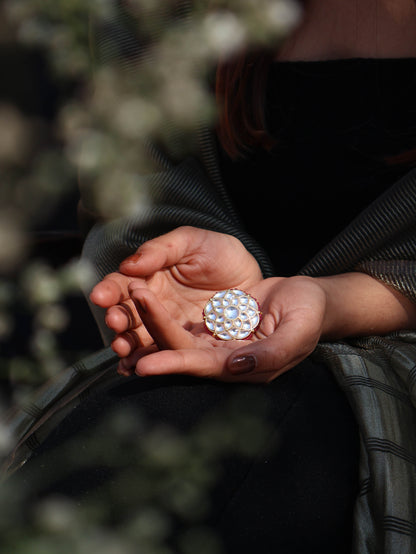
left=91, top=226, right=329, bottom=383
left=90, top=227, right=264, bottom=358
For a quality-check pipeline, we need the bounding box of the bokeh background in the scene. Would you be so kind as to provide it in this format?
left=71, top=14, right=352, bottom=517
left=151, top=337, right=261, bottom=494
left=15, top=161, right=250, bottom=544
left=0, top=1, right=298, bottom=551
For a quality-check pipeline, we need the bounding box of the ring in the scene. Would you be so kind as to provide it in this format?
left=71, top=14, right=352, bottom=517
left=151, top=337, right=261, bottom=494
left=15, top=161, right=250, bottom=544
left=203, top=289, right=261, bottom=341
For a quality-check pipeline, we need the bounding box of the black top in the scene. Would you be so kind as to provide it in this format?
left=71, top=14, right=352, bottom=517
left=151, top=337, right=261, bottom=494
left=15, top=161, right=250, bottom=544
left=219, top=58, right=416, bottom=276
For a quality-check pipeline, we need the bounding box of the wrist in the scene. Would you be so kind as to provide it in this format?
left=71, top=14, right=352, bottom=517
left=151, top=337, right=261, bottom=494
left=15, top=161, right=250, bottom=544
left=316, top=274, right=359, bottom=340
left=316, top=272, right=416, bottom=340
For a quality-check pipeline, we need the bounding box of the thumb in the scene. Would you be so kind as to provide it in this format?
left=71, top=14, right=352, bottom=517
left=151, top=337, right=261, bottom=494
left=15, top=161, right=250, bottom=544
left=227, top=319, right=319, bottom=378
left=226, top=338, right=279, bottom=377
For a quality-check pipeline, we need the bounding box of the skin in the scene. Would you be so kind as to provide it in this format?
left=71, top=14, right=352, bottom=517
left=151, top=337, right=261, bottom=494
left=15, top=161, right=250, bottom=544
left=90, top=227, right=416, bottom=383
left=280, top=0, right=416, bottom=62
left=90, top=0, right=416, bottom=383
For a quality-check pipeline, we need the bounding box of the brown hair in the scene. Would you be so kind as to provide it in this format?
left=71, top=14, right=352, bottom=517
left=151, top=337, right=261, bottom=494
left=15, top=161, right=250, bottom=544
left=215, top=49, right=276, bottom=159
left=216, top=51, right=416, bottom=167
left=385, top=147, right=416, bottom=167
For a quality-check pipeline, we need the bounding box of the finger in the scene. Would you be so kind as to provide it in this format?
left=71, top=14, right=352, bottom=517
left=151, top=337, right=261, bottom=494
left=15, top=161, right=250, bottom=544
left=134, top=347, right=229, bottom=379
left=117, top=364, right=134, bottom=377
left=129, top=285, right=196, bottom=350
left=119, top=226, right=201, bottom=276
left=90, top=273, right=135, bottom=308
left=112, top=325, right=155, bottom=357
left=135, top=345, right=289, bottom=384
left=105, top=299, right=142, bottom=333
left=117, top=344, right=159, bottom=376
left=227, top=315, right=320, bottom=380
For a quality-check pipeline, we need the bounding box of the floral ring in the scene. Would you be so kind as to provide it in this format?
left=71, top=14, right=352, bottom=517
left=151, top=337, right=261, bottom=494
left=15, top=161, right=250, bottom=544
left=203, top=289, right=261, bottom=341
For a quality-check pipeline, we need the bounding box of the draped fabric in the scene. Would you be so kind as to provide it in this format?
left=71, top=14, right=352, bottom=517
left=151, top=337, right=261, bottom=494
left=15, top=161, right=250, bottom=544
left=313, top=334, right=416, bottom=553
left=2, top=2, right=416, bottom=553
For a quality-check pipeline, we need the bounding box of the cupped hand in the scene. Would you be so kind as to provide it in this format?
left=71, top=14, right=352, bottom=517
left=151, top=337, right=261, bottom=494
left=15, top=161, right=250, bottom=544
left=91, top=225, right=416, bottom=384
left=90, top=226, right=263, bottom=358
left=120, top=275, right=328, bottom=383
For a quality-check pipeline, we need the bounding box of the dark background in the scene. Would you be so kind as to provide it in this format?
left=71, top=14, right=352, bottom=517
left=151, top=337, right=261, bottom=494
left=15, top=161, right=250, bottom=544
left=0, top=43, right=103, bottom=401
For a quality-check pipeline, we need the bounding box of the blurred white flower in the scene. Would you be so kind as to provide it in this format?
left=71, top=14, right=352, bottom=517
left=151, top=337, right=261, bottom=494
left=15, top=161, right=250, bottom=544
left=35, top=498, right=79, bottom=534
left=264, top=0, right=301, bottom=33
left=93, top=168, right=150, bottom=218
left=158, top=76, right=212, bottom=128
left=113, top=97, right=162, bottom=139
left=36, top=304, right=69, bottom=333
left=73, top=259, right=96, bottom=291
left=202, top=11, right=247, bottom=56
left=66, top=129, right=115, bottom=173
left=0, top=311, right=14, bottom=340
left=21, top=263, right=61, bottom=305
left=30, top=328, right=65, bottom=376
left=0, top=213, right=27, bottom=273
left=0, top=104, right=31, bottom=165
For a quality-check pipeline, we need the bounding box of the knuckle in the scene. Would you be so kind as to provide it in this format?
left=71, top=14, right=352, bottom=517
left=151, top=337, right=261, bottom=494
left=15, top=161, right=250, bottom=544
left=119, top=302, right=139, bottom=328
left=122, top=330, right=141, bottom=351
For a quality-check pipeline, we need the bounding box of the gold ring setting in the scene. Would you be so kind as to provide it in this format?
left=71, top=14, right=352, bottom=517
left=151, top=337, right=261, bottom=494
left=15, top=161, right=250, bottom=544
left=203, top=289, right=261, bottom=341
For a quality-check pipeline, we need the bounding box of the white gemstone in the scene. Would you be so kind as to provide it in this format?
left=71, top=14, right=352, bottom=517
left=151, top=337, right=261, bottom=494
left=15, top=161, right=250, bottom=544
left=224, top=306, right=239, bottom=319
left=203, top=289, right=261, bottom=341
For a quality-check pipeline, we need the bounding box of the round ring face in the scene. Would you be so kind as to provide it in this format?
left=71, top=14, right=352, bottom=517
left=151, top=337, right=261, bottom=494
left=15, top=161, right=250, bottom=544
left=203, top=289, right=261, bottom=341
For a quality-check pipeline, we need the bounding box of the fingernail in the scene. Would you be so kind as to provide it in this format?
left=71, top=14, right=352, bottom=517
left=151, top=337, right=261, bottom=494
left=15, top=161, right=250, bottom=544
left=229, top=355, right=257, bottom=375
left=122, top=253, right=142, bottom=265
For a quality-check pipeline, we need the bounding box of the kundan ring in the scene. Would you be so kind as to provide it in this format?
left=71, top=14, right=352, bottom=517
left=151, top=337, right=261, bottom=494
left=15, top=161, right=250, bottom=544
left=203, top=289, right=261, bottom=341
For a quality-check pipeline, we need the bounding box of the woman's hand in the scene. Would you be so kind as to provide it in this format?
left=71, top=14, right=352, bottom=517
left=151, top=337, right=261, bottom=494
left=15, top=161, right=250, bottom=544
left=115, top=271, right=416, bottom=383
left=90, top=226, right=263, bottom=358
left=91, top=226, right=416, bottom=383
left=90, top=224, right=331, bottom=383
left=119, top=275, right=328, bottom=383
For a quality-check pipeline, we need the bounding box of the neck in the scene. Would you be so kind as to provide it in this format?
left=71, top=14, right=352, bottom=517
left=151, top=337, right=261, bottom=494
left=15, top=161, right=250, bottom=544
left=278, top=0, right=416, bottom=61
